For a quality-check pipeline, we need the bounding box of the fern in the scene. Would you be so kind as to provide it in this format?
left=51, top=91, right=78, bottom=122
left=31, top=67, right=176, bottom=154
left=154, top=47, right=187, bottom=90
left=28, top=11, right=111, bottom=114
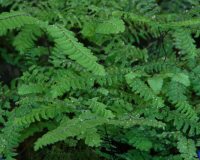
left=13, top=25, right=42, bottom=54
left=1, top=1, right=200, bottom=160
left=125, top=75, right=164, bottom=109
left=177, top=136, right=197, bottom=160
left=131, top=0, right=160, bottom=16
left=49, top=69, right=93, bottom=98
left=0, top=11, right=105, bottom=76
left=47, top=25, right=105, bottom=75
left=95, top=18, right=125, bottom=34
left=166, top=81, right=198, bottom=121
left=34, top=111, right=106, bottom=150
left=87, top=98, right=115, bottom=118
left=14, top=104, right=73, bottom=126
left=173, top=28, right=198, bottom=59
left=82, top=18, right=125, bottom=36
left=0, top=11, right=38, bottom=35
left=125, top=129, right=153, bottom=152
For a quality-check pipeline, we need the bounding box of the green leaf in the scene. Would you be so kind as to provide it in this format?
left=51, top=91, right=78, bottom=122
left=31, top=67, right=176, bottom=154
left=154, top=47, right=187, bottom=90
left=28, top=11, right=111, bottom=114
left=18, top=83, right=45, bottom=95
left=177, top=136, right=196, bottom=160
left=125, top=71, right=147, bottom=81
left=172, top=73, right=190, bottom=87
left=84, top=129, right=102, bottom=147
left=147, top=76, right=163, bottom=94
left=81, top=22, right=96, bottom=37
left=95, top=18, right=125, bottom=34
left=128, top=136, right=153, bottom=151
left=173, top=29, right=197, bottom=59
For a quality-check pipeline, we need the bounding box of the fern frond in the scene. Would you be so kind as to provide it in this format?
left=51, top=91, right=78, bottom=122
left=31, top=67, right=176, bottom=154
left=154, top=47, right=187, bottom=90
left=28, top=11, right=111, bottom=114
left=18, top=83, right=46, bottom=95
left=95, top=18, right=125, bottom=34
left=0, top=98, right=77, bottom=158
left=125, top=76, right=164, bottom=109
left=82, top=18, right=125, bottom=36
left=88, top=98, right=115, bottom=118
left=106, top=43, right=148, bottom=65
left=191, top=65, right=200, bottom=95
left=19, top=121, right=57, bottom=142
left=14, top=104, right=73, bottom=126
left=108, top=117, right=165, bottom=129
left=0, top=11, right=105, bottom=76
left=164, top=18, right=200, bottom=28
left=167, top=110, right=200, bottom=135
left=49, top=69, right=93, bottom=98
left=0, top=121, right=23, bottom=159
left=81, top=128, right=102, bottom=147
left=2, top=1, right=200, bottom=160
left=131, top=0, right=160, bottom=16
left=34, top=112, right=106, bottom=150
left=0, top=11, right=39, bottom=35
left=173, top=28, right=197, bottom=59
left=177, top=136, right=196, bottom=160
left=125, top=129, right=152, bottom=151
left=13, top=25, right=42, bottom=54
left=166, top=81, right=198, bottom=121
left=96, top=66, right=127, bottom=87
left=47, top=25, right=105, bottom=75
left=140, top=61, right=177, bottom=74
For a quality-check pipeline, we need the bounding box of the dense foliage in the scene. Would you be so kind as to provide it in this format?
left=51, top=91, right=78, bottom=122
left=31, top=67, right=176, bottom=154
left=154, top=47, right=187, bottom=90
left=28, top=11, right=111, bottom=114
left=0, top=0, right=200, bottom=159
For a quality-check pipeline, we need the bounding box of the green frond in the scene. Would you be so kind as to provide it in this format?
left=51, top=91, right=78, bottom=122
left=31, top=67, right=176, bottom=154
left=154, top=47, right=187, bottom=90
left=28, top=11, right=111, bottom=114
left=18, top=83, right=46, bottom=95
left=167, top=110, right=200, bottom=135
left=13, top=25, right=42, bottom=53
left=34, top=112, right=106, bottom=150
left=50, top=69, right=93, bottom=98
left=19, top=121, right=57, bottom=142
left=82, top=18, right=125, bottom=36
left=106, top=43, right=148, bottom=65
left=0, top=11, right=105, bottom=76
left=191, top=65, right=200, bottom=95
left=173, top=28, right=197, bottom=59
left=123, top=12, right=156, bottom=26
left=95, top=18, right=125, bottom=34
left=164, top=18, right=200, bottom=28
left=96, top=67, right=127, bottom=86
left=126, top=75, right=164, bottom=108
left=88, top=98, right=115, bottom=118
left=0, top=11, right=39, bottom=35
left=108, top=118, right=165, bottom=129
left=177, top=136, right=196, bottom=160
left=166, top=81, right=198, bottom=121
left=0, top=121, right=23, bottom=159
left=81, top=128, right=102, bottom=147
left=142, top=61, right=177, bottom=73
left=14, top=104, right=73, bottom=126
left=47, top=25, right=105, bottom=75
left=125, top=129, right=152, bottom=151
left=131, top=0, right=160, bottom=16
left=1, top=1, right=200, bottom=160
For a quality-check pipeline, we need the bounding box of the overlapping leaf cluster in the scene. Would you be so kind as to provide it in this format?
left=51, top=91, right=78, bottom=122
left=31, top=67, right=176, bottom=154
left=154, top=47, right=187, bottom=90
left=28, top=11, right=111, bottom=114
left=0, top=0, right=200, bottom=160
